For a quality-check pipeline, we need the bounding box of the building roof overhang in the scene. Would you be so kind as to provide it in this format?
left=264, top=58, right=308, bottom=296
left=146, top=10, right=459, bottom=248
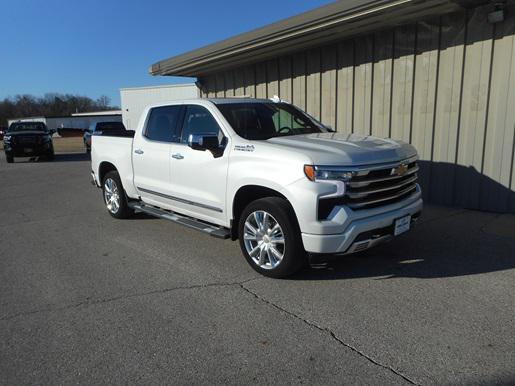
left=149, top=0, right=481, bottom=77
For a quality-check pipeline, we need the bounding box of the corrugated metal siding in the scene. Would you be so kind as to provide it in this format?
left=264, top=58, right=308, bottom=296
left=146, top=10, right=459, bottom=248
left=199, top=3, right=515, bottom=213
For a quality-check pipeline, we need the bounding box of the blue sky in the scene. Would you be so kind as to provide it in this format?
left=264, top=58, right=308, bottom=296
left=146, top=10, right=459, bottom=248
left=0, top=0, right=332, bottom=106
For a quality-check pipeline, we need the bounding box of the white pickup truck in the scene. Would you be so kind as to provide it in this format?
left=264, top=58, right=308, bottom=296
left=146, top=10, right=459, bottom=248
left=91, top=98, right=422, bottom=277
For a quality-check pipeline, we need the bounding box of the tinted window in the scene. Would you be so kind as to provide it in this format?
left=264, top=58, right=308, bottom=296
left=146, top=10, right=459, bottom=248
left=216, top=102, right=325, bottom=140
left=180, top=105, right=222, bottom=143
left=8, top=122, right=47, bottom=132
left=145, top=105, right=182, bottom=142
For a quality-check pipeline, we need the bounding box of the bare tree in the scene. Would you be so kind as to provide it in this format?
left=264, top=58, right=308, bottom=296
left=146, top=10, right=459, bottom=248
left=0, top=93, right=119, bottom=127
left=96, top=95, right=111, bottom=110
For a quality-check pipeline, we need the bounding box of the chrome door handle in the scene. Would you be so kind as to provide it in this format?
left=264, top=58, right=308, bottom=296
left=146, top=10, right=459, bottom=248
left=172, top=153, right=184, bottom=160
left=134, top=149, right=144, bottom=155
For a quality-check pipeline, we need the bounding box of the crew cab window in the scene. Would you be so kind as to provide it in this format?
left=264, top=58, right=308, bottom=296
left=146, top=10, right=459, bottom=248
left=180, top=105, right=222, bottom=144
left=145, top=105, right=182, bottom=142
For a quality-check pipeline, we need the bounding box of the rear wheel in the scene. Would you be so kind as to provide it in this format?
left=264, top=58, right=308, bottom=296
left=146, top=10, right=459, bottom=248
left=102, top=171, right=134, bottom=219
left=238, top=197, right=306, bottom=278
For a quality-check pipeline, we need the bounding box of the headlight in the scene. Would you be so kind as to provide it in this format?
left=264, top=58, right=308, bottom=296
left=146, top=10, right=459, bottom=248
left=304, top=165, right=355, bottom=182
left=304, top=165, right=355, bottom=198
left=3, top=135, right=11, bottom=142
left=42, top=135, right=52, bottom=143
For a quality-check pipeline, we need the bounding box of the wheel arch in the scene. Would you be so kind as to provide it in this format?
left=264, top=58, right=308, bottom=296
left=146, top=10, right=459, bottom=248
left=231, top=184, right=298, bottom=240
left=98, top=161, right=118, bottom=184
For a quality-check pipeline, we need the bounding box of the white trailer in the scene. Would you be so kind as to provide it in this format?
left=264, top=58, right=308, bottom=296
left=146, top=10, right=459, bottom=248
left=120, top=83, right=198, bottom=130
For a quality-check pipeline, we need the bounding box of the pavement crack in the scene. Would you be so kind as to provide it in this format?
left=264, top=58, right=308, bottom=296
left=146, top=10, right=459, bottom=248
left=0, top=278, right=259, bottom=322
left=239, top=283, right=420, bottom=386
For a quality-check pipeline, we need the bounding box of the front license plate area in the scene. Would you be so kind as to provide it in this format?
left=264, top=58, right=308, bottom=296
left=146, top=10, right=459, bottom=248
left=394, top=215, right=411, bottom=236
left=24, top=148, right=33, bottom=153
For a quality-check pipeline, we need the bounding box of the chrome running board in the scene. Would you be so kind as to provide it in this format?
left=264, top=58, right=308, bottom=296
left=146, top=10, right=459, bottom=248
left=129, top=202, right=231, bottom=239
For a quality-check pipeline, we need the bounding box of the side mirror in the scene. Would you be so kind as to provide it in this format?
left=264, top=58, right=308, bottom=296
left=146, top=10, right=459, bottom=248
left=188, top=133, right=219, bottom=151
left=188, top=133, right=224, bottom=158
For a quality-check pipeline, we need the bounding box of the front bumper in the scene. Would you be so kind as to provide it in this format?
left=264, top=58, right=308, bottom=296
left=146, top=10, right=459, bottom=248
left=301, top=195, right=423, bottom=254
left=4, top=142, right=52, bottom=157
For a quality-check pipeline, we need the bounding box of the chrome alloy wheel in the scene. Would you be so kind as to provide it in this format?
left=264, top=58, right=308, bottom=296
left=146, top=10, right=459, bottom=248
left=103, top=178, right=120, bottom=214
left=243, top=210, right=285, bottom=269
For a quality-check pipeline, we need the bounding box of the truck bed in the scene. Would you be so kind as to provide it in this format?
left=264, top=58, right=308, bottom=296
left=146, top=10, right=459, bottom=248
left=90, top=134, right=137, bottom=198
left=94, top=129, right=135, bottom=138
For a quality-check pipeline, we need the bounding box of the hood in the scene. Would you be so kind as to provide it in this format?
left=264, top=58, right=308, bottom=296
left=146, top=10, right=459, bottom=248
left=266, top=132, right=417, bottom=165
left=5, top=131, right=48, bottom=137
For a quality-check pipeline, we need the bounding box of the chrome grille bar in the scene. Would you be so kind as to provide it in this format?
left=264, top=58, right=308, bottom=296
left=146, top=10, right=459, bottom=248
left=346, top=175, right=418, bottom=198
left=317, top=157, right=419, bottom=217
left=343, top=157, right=419, bottom=210
left=347, top=185, right=417, bottom=209
left=347, top=165, right=419, bottom=188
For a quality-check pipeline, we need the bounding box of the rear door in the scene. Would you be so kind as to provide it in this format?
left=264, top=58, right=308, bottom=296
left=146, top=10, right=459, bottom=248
left=132, top=104, right=183, bottom=208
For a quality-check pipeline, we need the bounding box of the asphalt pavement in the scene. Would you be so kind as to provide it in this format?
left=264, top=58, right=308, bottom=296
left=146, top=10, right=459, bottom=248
left=1, top=152, right=514, bottom=385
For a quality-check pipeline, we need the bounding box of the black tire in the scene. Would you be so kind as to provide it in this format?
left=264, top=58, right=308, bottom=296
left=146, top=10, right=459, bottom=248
left=102, top=170, right=134, bottom=219
left=46, top=148, right=55, bottom=161
left=6, top=154, right=13, bottom=163
left=238, top=197, right=306, bottom=278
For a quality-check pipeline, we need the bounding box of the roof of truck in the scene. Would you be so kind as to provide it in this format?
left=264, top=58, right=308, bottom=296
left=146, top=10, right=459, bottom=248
left=208, top=98, right=278, bottom=104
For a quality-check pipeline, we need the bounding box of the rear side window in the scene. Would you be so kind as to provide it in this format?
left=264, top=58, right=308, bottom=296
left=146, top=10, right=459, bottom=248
left=145, top=105, right=182, bottom=142
left=180, top=105, right=222, bottom=144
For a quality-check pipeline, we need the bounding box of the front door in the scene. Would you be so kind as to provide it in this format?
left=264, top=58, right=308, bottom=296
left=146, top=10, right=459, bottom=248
left=132, top=104, right=183, bottom=208
left=168, top=103, right=229, bottom=225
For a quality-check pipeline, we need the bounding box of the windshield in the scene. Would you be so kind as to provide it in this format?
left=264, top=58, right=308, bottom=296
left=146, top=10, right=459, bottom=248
left=8, top=122, right=47, bottom=132
left=216, top=102, right=326, bottom=140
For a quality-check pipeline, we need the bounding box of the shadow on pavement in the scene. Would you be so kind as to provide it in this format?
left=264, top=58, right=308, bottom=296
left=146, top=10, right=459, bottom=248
left=46, top=153, right=90, bottom=162
left=126, top=212, right=157, bottom=220
left=3, top=153, right=90, bottom=163
left=294, top=208, right=515, bottom=281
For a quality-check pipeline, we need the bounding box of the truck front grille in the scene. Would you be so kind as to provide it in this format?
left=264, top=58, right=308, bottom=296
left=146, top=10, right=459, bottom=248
left=18, top=135, right=38, bottom=144
left=317, top=157, right=419, bottom=219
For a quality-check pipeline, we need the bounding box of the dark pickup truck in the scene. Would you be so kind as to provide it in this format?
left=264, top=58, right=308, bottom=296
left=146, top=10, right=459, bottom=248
left=84, top=121, right=126, bottom=153
left=3, top=122, right=55, bottom=163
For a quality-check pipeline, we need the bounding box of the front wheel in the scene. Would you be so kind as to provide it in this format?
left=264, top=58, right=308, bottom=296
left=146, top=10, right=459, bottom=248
left=46, top=148, right=55, bottom=161
left=102, top=171, right=134, bottom=219
left=6, top=154, right=13, bottom=163
left=238, top=197, right=306, bottom=278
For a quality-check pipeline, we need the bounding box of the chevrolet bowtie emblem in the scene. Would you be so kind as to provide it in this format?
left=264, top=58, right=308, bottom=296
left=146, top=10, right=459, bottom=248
left=393, top=163, right=408, bottom=176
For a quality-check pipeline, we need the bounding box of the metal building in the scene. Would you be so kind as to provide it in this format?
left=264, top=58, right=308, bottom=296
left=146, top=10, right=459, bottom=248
left=120, top=83, right=198, bottom=130
left=149, top=0, right=515, bottom=214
